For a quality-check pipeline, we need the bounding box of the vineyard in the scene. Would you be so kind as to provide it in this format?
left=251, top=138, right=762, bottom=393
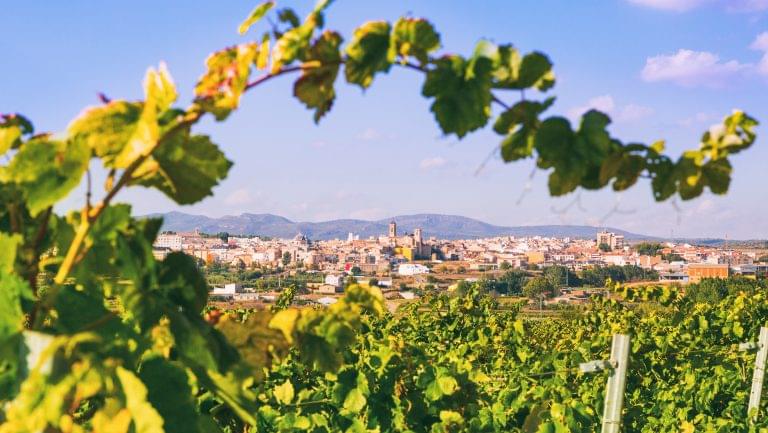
left=0, top=0, right=762, bottom=432
left=187, top=283, right=768, bottom=433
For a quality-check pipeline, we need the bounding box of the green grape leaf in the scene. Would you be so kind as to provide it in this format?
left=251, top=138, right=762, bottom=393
left=238, top=1, right=275, bottom=35
left=273, top=380, right=295, bottom=405
left=195, top=43, right=258, bottom=120
left=270, top=0, right=331, bottom=73
left=491, top=45, right=555, bottom=91
left=0, top=233, right=21, bottom=273
left=135, top=131, right=232, bottom=205
left=52, top=286, right=119, bottom=334
left=68, top=101, right=142, bottom=166
left=62, top=204, right=133, bottom=282
left=0, top=114, right=33, bottom=154
left=495, top=98, right=555, bottom=162
left=0, top=137, right=89, bottom=216
left=701, top=158, right=732, bottom=195
left=294, top=30, right=342, bottom=122
left=113, top=65, right=176, bottom=169
left=343, top=387, right=367, bottom=414
left=192, top=366, right=259, bottom=426
left=277, top=8, right=300, bottom=28
left=168, top=308, right=240, bottom=374
left=344, top=21, right=393, bottom=89
left=158, top=252, right=209, bottom=314
left=649, top=158, right=676, bottom=201
left=116, top=366, right=165, bottom=433
left=516, top=52, right=555, bottom=91
left=139, top=357, right=202, bottom=433
left=0, top=272, right=30, bottom=343
left=391, top=18, right=440, bottom=65
left=216, top=312, right=290, bottom=378
left=114, top=218, right=164, bottom=332
left=422, top=54, right=492, bottom=138
left=144, top=63, right=177, bottom=114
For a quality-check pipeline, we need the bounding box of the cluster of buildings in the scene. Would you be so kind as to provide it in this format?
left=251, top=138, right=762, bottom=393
left=153, top=225, right=767, bottom=291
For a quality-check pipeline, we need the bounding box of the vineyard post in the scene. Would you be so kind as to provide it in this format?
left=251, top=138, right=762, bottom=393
left=601, top=334, right=630, bottom=433
left=748, top=326, right=768, bottom=420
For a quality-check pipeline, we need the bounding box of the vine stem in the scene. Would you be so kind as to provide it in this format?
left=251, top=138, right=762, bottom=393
left=52, top=65, right=310, bottom=286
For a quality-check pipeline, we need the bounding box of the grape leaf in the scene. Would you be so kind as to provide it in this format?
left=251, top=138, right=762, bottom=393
left=134, top=131, right=232, bottom=205
left=344, top=21, right=393, bottom=89
left=422, top=53, right=492, bottom=138
left=0, top=137, right=89, bottom=216
left=294, top=30, right=342, bottom=122
left=238, top=1, right=275, bottom=35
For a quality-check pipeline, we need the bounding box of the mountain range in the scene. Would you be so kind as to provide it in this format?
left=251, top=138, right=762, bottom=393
left=145, top=211, right=654, bottom=241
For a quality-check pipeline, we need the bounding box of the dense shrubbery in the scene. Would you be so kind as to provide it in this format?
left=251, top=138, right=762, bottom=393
left=579, top=265, right=659, bottom=287
left=205, top=281, right=768, bottom=432
left=685, top=277, right=767, bottom=304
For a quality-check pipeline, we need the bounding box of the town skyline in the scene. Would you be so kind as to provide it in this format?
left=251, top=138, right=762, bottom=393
left=149, top=210, right=766, bottom=241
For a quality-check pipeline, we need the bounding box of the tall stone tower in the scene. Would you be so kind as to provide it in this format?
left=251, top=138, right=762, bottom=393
left=414, top=228, right=423, bottom=244
left=388, top=220, right=397, bottom=238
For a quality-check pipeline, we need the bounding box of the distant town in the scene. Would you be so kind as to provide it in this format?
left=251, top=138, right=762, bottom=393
left=151, top=220, right=768, bottom=307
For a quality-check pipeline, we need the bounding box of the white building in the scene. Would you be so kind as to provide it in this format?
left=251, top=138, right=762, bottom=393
left=325, top=274, right=344, bottom=287
left=397, top=263, right=430, bottom=276
left=211, top=283, right=240, bottom=299
left=155, top=233, right=182, bottom=251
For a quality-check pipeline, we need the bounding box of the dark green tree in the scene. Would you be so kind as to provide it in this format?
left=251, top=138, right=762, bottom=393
left=523, top=276, right=556, bottom=300
left=635, top=242, right=664, bottom=256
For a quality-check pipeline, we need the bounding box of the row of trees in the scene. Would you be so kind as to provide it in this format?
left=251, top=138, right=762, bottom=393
left=684, top=277, right=768, bottom=304
left=462, top=264, right=658, bottom=299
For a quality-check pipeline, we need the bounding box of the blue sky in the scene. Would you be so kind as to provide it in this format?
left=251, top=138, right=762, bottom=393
left=2, top=0, right=767, bottom=238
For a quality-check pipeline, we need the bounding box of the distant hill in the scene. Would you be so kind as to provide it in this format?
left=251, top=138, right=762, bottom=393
left=145, top=211, right=654, bottom=241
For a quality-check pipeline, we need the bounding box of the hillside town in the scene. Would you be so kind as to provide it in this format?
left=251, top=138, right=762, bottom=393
left=152, top=221, right=768, bottom=304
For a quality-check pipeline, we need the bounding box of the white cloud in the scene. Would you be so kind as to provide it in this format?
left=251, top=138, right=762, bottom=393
left=567, top=95, right=615, bottom=121
left=678, top=112, right=718, bottom=127
left=419, top=156, right=448, bottom=171
left=349, top=208, right=388, bottom=220
left=617, top=103, right=655, bottom=122
left=567, top=95, right=653, bottom=123
left=641, top=49, right=749, bottom=87
left=224, top=188, right=254, bottom=206
left=357, top=128, right=381, bottom=141
left=628, top=0, right=768, bottom=11
left=627, top=0, right=708, bottom=12
left=751, top=32, right=768, bottom=75
left=727, top=0, right=768, bottom=11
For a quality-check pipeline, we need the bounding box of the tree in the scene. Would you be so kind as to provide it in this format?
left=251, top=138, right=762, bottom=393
left=218, top=231, right=230, bottom=243
left=523, top=276, right=556, bottom=300
left=0, top=1, right=757, bottom=432
left=499, top=261, right=512, bottom=270
left=498, top=269, right=528, bottom=295
left=598, top=242, right=612, bottom=252
left=635, top=242, right=664, bottom=256
left=350, top=266, right=362, bottom=276
left=368, top=277, right=379, bottom=287
left=663, top=253, right=684, bottom=262
left=282, top=251, right=292, bottom=266
left=543, top=265, right=578, bottom=288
